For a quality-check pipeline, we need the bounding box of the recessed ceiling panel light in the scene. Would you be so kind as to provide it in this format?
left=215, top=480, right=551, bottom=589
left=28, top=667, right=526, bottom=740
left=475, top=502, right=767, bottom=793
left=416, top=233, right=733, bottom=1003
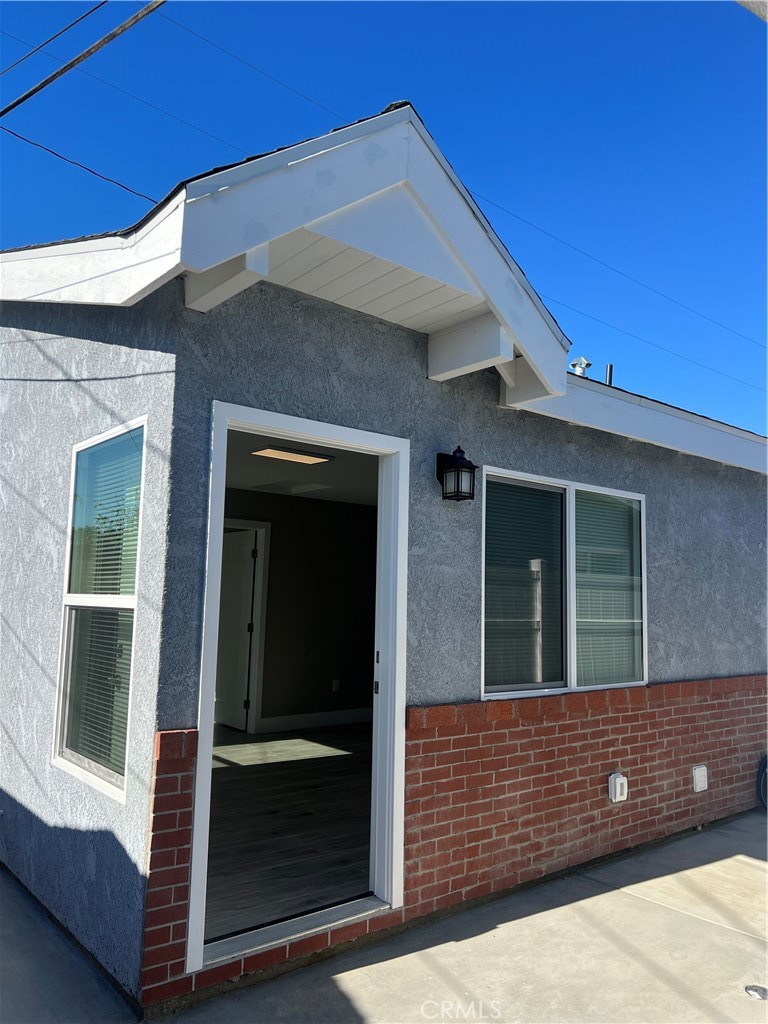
left=250, top=446, right=334, bottom=465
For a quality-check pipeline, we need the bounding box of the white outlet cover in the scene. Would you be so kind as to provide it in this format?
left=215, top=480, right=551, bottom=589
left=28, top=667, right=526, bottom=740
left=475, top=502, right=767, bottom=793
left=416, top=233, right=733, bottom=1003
left=692, top=764, right=708, bottom=792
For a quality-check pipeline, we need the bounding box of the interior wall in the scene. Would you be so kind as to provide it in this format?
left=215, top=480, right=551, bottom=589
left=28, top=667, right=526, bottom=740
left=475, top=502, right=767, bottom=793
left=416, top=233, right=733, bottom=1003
left=225, top=488, right=376, bottom=720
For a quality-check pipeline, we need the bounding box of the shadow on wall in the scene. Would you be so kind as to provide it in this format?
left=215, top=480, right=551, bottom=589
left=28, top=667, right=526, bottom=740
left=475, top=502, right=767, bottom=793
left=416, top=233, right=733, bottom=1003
left=0, top=790, right=145, bottom=1009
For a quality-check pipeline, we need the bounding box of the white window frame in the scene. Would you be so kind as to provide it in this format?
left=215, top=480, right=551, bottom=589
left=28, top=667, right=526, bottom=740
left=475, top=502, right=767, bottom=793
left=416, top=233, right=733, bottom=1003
left=52, top=417, right=147, bottom=801
left=481, top=465, right=648, bottom=700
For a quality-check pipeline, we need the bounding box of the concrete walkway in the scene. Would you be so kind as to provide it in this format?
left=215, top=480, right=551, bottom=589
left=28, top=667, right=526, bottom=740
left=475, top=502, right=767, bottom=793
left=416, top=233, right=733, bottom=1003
left=2, top=812, right=766, bottom=1024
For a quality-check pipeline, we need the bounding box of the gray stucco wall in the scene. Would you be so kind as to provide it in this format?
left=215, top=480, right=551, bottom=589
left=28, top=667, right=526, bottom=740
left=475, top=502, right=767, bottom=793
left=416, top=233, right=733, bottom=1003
left=0, top=295, right=175, bottom=998
left=1, top=279, right=765, bottom=993
left=158, top=279, right=766, bottom=727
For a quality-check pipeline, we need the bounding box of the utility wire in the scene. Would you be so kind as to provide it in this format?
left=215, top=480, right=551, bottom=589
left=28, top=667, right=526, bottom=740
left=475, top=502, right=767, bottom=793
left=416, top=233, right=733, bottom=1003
left=0, top=125, right=157, bottom=202
left=0, top=0, right=109, bottom=77
left=158, top=7, right=763, bottom=351
left=152, top=6, right=761, bottom=351
left=3, top=118, right=762, bottom=395
left=156, top=9, right=347, bottom=123
left=2, top=8, right=761, bottom=392
left=472, top=191, right=764, bottom=350
left=542, top=294, right=767, bottom=393
left=1, top=29, right=250, bottom=156
left=0, top=0, right=166, bottom=119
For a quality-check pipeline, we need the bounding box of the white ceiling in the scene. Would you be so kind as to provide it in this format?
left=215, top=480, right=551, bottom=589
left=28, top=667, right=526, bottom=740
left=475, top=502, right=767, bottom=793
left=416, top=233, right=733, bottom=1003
left=226, top=430, right=379, bottom=506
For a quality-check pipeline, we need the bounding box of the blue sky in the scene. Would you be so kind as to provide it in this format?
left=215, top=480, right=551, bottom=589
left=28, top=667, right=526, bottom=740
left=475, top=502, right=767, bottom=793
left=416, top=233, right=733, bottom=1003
left=1, top=1, right=765, bottom=433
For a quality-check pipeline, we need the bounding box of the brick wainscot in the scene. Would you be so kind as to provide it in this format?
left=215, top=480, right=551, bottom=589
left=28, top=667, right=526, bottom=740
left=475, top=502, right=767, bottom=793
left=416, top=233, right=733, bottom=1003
left=140, top=674, right=766, bottom=1012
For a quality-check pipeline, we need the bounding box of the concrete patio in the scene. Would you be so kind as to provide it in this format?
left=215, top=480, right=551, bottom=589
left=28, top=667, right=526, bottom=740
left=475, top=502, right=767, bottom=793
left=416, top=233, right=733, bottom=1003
left=1, top=810, right=766, bottom=1024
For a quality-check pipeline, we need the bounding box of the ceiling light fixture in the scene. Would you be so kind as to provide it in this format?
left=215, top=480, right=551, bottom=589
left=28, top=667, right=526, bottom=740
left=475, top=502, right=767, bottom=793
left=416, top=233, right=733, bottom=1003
left=250, top=446, right=334, bottom=465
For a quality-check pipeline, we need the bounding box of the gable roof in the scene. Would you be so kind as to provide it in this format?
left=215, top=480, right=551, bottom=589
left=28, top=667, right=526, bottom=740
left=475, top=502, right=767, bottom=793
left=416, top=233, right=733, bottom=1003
left=0, top=102, right=569, bottom=401
left=1, top=103, right=764, bottom=473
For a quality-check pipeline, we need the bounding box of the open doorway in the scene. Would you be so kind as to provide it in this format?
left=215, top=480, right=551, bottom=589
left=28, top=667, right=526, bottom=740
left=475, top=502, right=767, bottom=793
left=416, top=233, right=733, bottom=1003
left=204, top=430, right=379, bottom=942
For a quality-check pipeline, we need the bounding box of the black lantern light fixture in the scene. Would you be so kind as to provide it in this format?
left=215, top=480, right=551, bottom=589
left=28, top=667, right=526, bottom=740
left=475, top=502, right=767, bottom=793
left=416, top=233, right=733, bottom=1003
left=436, top=446, right=477, bottom=501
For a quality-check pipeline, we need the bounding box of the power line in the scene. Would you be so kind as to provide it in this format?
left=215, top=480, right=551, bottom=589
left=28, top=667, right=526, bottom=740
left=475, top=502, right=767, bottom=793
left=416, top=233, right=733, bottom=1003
left=0, top=0, right=109, bottom=77
left=472, top=191, right=765, bottom=350
left=542, top=293, right=767, bottom=393
left=0, top=125, right=157, bottom=202
left=156, top=9, right=348, bottom=123
left=1, top=29, right=250, bottom=156
left=2, top=9, right=762, bottom=393
left=0, top=0, right=166, bottom=119
left=3, top=122, right=763, bottom=397
left=153, top=10, right=762, bottom=353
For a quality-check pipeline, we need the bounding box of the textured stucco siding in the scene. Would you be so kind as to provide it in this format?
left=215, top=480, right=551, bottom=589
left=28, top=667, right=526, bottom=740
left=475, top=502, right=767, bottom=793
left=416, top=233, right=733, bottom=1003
left=1, top=280, right=765, bottom=996
left=0, top=297, right=175, bottom=997
left=157, top=279, right=766, bottom=728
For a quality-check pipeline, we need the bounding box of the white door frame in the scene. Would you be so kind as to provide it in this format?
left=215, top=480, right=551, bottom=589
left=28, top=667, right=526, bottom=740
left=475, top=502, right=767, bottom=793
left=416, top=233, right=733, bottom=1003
left=186, top=402, right=409, bottom=973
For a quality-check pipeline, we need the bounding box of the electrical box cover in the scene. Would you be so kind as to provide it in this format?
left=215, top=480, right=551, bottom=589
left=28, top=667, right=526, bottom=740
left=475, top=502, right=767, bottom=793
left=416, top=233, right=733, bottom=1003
left=693, top=764, right=708, bottom=792
left=608, top=772, right=628, bottom=803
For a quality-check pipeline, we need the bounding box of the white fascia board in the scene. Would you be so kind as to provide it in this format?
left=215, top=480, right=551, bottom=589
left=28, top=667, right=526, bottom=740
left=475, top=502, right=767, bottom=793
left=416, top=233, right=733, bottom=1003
left=184, top=107, right=416, bottom=203
left=404, top=110, right=569, bottom=355
left=180, top=123, right=411, bottom=272
left=403, top=126, right=567, bottom=397
left=0, top=198, right=185, bottom=306
left=510, top=375, right=767, bottom=473
left=429, top=313, right=514, bottom=381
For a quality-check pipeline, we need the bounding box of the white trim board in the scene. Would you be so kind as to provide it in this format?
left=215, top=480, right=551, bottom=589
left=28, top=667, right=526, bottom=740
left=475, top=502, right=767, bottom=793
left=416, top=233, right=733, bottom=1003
left=186, top=403, right=409, bottom=974
left=504, top=374, right=767, bottom=475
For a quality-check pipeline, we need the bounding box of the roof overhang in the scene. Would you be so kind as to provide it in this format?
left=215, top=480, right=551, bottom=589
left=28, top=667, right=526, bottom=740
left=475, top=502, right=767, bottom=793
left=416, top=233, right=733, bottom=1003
left=504, top=371, right=767, bottom=474
left=1, top=104, right=764, bottom=473
left=0, top=104, right=569, bottom=401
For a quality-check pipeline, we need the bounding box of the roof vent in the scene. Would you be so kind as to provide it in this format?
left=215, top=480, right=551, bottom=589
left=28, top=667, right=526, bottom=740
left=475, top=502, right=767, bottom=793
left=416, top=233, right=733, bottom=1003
left=569, top=356, right=592, bottom=377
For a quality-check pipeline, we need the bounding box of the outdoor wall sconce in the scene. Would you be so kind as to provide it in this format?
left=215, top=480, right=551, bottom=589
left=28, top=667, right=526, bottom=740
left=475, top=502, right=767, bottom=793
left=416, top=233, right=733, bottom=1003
left=436, top=446, right=477, bottom=501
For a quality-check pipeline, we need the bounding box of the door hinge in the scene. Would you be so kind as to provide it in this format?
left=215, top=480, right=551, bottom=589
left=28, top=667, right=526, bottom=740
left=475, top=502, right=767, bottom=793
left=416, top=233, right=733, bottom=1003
left=243, top=699, right=251, bottom=710
left=373, top=681, right=379, bottom=695
left=247, top=622, right=254, bottom=633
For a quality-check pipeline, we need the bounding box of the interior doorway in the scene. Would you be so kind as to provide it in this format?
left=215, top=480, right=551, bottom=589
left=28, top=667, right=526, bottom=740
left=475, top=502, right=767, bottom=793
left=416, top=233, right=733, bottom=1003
left=214, top=522, right=269, bottom=733
left=204, top=429, right=379, bottom=942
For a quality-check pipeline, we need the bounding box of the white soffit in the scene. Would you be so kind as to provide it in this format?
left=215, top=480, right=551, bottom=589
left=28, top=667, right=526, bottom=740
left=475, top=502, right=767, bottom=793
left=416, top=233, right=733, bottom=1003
left=504, top=374, right=767, bottom=474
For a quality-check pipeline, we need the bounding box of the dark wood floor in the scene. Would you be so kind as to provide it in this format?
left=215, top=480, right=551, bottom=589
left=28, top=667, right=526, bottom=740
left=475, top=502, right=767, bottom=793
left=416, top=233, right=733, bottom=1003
left=204, top=723, right=373, bottom=942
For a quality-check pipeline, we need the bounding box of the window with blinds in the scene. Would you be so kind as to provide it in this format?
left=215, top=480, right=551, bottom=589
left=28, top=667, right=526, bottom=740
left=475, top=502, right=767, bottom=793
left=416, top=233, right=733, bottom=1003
left=484, top=474, right=645, bottom=694
left=485, top=480, right=565, bottom=692
left=575, top=490, right=643, bottom=686
left=59, top=426, right=144, bottom=785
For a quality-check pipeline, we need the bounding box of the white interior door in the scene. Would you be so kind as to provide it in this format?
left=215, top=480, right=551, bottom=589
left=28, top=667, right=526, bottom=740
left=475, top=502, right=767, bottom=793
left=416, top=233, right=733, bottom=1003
left=215, top=530, right=256, bottom=730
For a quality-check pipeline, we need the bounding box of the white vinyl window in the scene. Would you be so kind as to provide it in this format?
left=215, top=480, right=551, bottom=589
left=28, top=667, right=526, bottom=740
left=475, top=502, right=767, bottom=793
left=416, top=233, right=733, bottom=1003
left=483, top=468, right=646, bottom=697
left=56, top=422, right=145, bottom=788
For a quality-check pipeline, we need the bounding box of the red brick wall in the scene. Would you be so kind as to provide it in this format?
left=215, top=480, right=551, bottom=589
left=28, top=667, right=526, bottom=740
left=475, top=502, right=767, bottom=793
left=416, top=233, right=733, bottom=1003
left=140, top=730, right=197, bottom=1006
left=403, top=675, right=767, bottom=914
left=140, top=675, right=765, bottom=1010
